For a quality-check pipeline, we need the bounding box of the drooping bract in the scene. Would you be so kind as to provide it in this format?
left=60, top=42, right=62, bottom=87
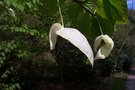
left=49, top=23, right=94, bottom=65
left=94, top=35, right=114, bottom=60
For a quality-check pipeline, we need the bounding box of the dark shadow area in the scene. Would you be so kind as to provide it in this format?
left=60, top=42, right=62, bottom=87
left=127, top=68, right=135, bottom=76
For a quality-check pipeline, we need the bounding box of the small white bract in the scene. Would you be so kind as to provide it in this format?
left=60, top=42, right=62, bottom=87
left=8, top=8, right=15, bottom=17
left=94, top=34, right=114, bottom=60
left=49, top=23, right=94, bottom=66
left=49, top=23, right=63, bottom=50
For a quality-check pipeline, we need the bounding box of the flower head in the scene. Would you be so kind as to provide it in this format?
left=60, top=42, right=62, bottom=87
left=94, top=35, right=114, bottom=60
left=49, top=23, right=94, bottom=65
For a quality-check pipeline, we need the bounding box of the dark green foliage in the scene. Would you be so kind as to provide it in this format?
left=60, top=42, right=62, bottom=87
left=0, top=0, right=48, bottom=89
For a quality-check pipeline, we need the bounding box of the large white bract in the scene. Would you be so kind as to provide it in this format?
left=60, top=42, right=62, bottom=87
left=94, top=35, right=114, bottom=60
left=49, top=23, right=94, bottom=66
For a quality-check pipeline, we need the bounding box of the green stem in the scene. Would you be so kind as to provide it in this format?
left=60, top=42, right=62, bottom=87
left=96, top=16, right=103, bottom=35
left=57, top=0, right=64, bottom=26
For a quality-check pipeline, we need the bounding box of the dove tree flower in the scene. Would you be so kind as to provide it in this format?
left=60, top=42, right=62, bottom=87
left=49, top=23, right=94, bottom=66
left=94, top=34, right=114, bottom=60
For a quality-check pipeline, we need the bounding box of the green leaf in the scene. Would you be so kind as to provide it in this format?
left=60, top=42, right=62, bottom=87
left=41, top=0, right=58, bottom=16
left=68, top=0, right=128, bottom=41
left=67, top=2, right=91, bottom=38
left=66, top=1, right=100, bottom=40
left=13, top=3, right=24, bottom=11
left=4, top=0, right=25, bottom=11
left=82, top=0, right=97, bottom=15
left=0, top=52, right=5, bottom=57
left=96, top=0, right=128, bottom=24
left=25, top=2, right=32, bottom=9
left=4, top=0, right=10, bottom=6
left=89, top=15, right=114, bottom=40
left=40, top=0, right=65, bottom=16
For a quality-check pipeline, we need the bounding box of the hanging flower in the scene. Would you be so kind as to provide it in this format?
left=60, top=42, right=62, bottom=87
left=49, top=23, right=94, bottom=65
left=94, top=35, right=114, bottom=60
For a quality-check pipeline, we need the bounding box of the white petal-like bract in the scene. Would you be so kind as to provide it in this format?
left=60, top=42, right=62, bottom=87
left=56, top=28, right=94, bottom=65
left=94, top=35, right=103, bottom=52
left=94, top=35, right=114, bottom=60
left=49, top=23, right=63, bottom=50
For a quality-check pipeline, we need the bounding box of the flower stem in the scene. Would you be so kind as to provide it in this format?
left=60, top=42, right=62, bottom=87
left=96, top=16, right=103, bottom=35
left=57, top=0, right=64, bottom=26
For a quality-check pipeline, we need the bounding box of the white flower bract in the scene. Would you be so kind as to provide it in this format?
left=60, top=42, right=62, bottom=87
left=49, top=23, right=63, bottom=50
left=8, top=8, right=15, bottom=17
left=94, top=35, right=114, bottom=60
left=49, top=23, right=94, bottom=65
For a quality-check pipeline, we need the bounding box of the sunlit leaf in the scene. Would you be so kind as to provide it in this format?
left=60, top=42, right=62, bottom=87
left=96, top=0, right=128, bottom=24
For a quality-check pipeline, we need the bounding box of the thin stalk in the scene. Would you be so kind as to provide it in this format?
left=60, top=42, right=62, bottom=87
left=96, top=16, right=103, bottom=35
left=57, top=0, right=64, bottom=26
left=118, top=28, right=129, bottom=53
